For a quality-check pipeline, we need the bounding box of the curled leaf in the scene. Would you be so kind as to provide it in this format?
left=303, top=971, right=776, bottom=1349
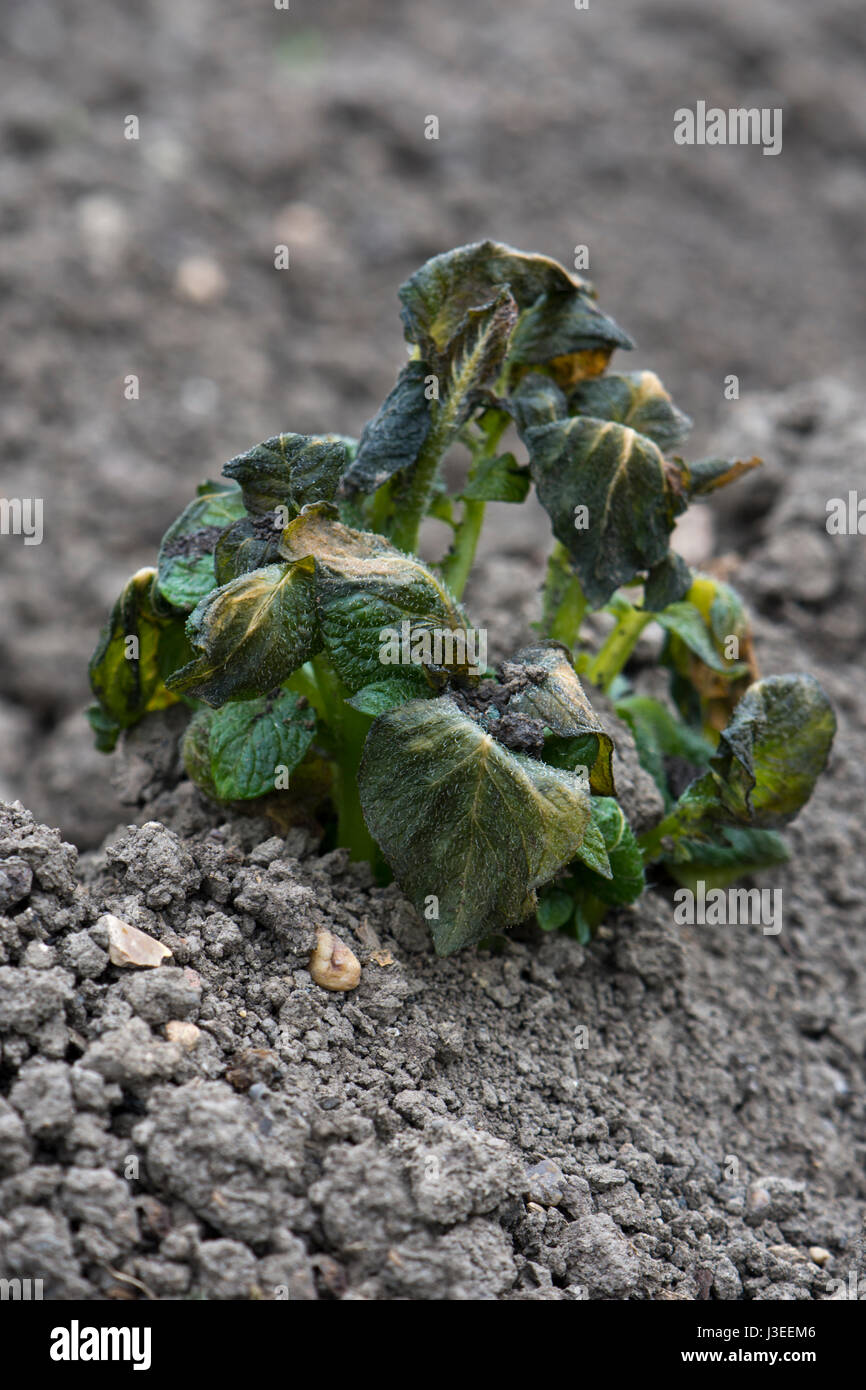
left=89, top=569, right=191, bottom=740
left=358, top=696, right=593, bottom=955
left=569, top=371, right=691, bottom=454
left=155, top=482, right=246, bottom=613
left=341, top=362, right=433, bottom=494
left=167, top=560, right=321, bottom=706
left=524, top=415, right=685, bottom=607
left=223, top=433, right=350, bottom=517
left=503, top=642, right=615, bottom=795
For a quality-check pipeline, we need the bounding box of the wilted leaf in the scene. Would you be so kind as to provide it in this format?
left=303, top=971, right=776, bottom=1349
left=89, top=569, right=191, bottom=737
left=341, top=362, right=433, bottom=494
left=665, top=826, right=790, bottom=894
left=358, top=696, right=593, bottom=954
left=524, top=415, right=685, bottom=607
left=671, top=455, right=761, bottom=497
left=223, top=433, right=350, bottom=517
left=644, top=551, right=693, bottom=610
left=655, top=601, right=748, bottom=676
left=509, top=291, right=633, bottom=374
left=399, top=240, right=581, bottom=362
left=503, top=642, right=615, bottom=794
left=509, top=372, right=568, bottom=434
left=182, top=689, right=317, bottom=801
left=155, top=482, right=246, bottom=613
left=569, top=371, right=691, bottom=454
left=669, top=674, right=836, bottom=835
left=167, top=560, right=321, bottom=706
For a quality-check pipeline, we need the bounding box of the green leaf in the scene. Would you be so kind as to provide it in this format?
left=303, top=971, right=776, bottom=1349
left=358, top=696, right=593, bottom=955
left=536, top=886, right=575, bottom=932
left=86, top=704, right=122, bottom=753
left=340, top=362, right=433, bottom=494
left=398, top=240, right=580, bottom=364
left=345, top=675, right=430, bottom=717
left=615, top=693, right=713, bottom=804
left=523, top=415, right=685, bottom=607
left=572, top=797, right=644, bottom=905
left=569, top=371, right=691, bottom=453
left=155, top=483, right=247, bottom=612
left=644, top=551, right=693, bottom=610
left=280, top=507, right=472, bottom=693
left=654, top=601, right=748, bottom=676
left=182, top=689, right=317, bottom=801
left=460, top=451, right=529, bottom=503
left=223, top=433, right=350, bottom=517
left=89, top=568, right=192, bottom=735
left=665, top=827, right=790, bottom=894
left=571, top=807, right=613, bottom=878
left=504, top=642, right=615, bottom=795
left=166, top=560, right=321, bottom=706
left=669, top=674, right=836, bottom=835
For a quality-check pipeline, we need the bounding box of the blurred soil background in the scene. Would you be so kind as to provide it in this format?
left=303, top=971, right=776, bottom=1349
left=1, top=0, right=865, bottom=845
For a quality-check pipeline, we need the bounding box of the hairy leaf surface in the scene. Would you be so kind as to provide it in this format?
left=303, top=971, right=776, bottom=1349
left=223, top=433, right=350, bottom=517
left=358, top=697, right=593, bottom=954
left=167, top=561, right=321, bottom=706
left=183, top=690, right=317, bottom=801
left=155, top=482, right=246, bottom=613
left=569, top=371, right=691, bottom=453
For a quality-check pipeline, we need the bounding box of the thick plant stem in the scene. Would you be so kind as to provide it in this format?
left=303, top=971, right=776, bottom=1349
left=586, top=608, right=651, bottom=691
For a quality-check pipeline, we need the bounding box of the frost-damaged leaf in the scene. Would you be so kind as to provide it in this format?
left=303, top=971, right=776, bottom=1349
left=214, top=516, right=284, bottom=584
left=671, top=454, right=762, bottom=497
left=644, top=551, right=692, bottom=609
left=569, top=371, right=691, bottom=454
left=524, top=415, right=685, bottom=607
left=460, top=451, right=529, bottom=503
left=167, top=560, right=321, bottom=706
left=341, top=362, right=433, bottom=494
left=572, top=797, right=644, bottom=905
left=508, top=372, right=568, bottom=435
left=280, top=507, right=471, bottom=693
left=182, top=689, right=316, bottom=801
left=669, top=674, right=836, bottom=835
left=503, top=642, right=615, bottom=795
left=508, top=291, right=633, bottom=383
left=665, top=827, right=790, bottom=895
left=358, top=696, right=593, bottom=955
left=223, top=433, right=350, bottom=517
left=155, top=482, right=246, bottom=612
left=398, top=240, right=581, bottom=362
left=89, top=569, right=193, bottom=744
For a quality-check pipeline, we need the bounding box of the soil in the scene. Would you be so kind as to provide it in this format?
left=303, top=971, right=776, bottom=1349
left=1, top=0, right=865, bottom=1301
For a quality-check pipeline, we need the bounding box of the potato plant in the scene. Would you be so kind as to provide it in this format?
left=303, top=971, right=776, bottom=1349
left=88, top=241, right=835, bottom=955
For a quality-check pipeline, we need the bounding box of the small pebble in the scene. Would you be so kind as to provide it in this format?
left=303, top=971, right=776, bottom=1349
left=809, top=1246, right=831, bottom=1267
left=165, top=1020, right=201, bottom=1050
left=309, top=929, right=361, bottom=992
left=102, top=914, right=172, bottom=969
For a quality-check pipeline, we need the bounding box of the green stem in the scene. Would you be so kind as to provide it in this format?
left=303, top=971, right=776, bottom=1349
left=309, top=655, right=380, bottom=864
left=586, top=608, right=651, bottom=691
left=549, top=574, right=587, bottom=650
left=441, top=413, right=509, bottom=599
